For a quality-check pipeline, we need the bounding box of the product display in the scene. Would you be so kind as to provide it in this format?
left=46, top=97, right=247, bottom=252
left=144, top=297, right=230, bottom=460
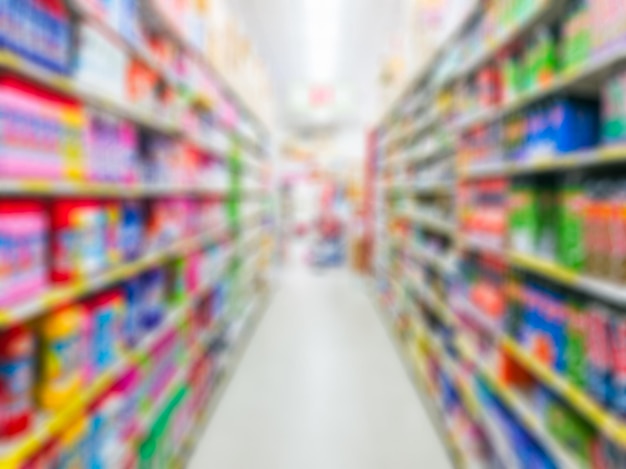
left=374, top=0, right=626, bottom=467
left=0, top=0, right=275, bottom=467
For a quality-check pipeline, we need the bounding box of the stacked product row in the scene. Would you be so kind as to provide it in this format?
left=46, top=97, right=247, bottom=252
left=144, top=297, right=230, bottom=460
left=374, top=0, right=626, bottom=468
left=0, top=1, right=274, bottom=468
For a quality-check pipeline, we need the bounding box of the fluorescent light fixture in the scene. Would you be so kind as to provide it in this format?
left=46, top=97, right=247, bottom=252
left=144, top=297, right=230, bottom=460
left=304, top=0, right=341, bottom=82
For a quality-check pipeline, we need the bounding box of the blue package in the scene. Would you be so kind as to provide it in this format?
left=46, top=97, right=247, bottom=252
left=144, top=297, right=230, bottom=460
left=551, top=98, right=600, bottom=154
left=123, top=278, right=142, bottom=347
left=4, top=0, right=70, bottom=74
left=121, top=202, right=143, bottom=261
left=543, top=286, right=568, bottom=373
left=139, top=269, right=165, bottom=332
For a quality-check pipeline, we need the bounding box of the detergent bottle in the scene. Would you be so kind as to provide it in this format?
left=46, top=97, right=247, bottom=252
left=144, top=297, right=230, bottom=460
left=37, top=306, right=83, bottom=411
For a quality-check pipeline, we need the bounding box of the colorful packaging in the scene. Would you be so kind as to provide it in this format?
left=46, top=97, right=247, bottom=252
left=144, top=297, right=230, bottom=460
left=74, top=24, right=128, bottom=101
left=120, top=201, right=144, bottom=262
left=587, top=303, right=614, bottom=406
left=83, top=289, right=124, bottom=379
left=165, top=258, right=187, bottom=307
left=562, top=0, right=592, bottom=70
left=1, top=0, right=72, bottom=73
left=612, top=311, right=626, bottom=416
left=90, top=369, right=138, bottom=469
left=558, top=175, right=586, bottom=272
left=509, top=182, right=540, bottom=254
left=0, top=76, right=84, bottom=181
left=38, top=306, right=83, bottom=411
left=0, top=201, right=47, bottom=308
left=84, top=109, right=138, bottom=183
left=50, top=200, right=109, bottom=283
left=0, top=325, right=34, bottom=439
left=57, top=417, right=89, bottom=469
left=565, top=293, right=588, bottom=391
left=138, top=269, right=165, bottom=333
left=122, top=278, right=142, bottom=347
left=603, top=67, right=626, bottom=143
left=545, top=396, right=597, bottom=466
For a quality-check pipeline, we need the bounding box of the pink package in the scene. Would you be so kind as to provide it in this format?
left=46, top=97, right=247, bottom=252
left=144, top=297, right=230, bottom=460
left=84, top=109, right=138, bottom=184
left=0, top=201, right=48, bottom=308
left=185, top=250, right=201, bottom=294
left=0, top=77, right=83, bottom=180
left=147, top=329, right=178, bottom=403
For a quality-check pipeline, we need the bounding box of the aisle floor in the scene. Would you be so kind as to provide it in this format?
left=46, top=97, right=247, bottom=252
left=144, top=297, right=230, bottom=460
left=188, top=249, right=452, bottom=469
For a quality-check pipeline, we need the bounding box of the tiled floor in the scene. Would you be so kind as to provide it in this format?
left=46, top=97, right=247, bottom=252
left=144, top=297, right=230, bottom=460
left=188, top=248, right=451, bottom=469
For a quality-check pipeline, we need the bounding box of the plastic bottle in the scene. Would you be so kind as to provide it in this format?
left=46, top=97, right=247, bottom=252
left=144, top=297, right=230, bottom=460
left=37, top=306, right=83, bottom=411
left=0, top=325, right=34, bottom=439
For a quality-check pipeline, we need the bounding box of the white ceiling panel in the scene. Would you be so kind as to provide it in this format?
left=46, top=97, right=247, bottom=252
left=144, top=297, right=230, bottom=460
left=228, top=0, right=410, bottom=129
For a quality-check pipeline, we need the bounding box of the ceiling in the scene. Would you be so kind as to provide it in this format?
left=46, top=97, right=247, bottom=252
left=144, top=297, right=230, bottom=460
left=228, top=0, right=410, bottom=132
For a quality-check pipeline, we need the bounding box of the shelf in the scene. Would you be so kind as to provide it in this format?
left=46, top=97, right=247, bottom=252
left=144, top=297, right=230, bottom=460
left=455, top=41, right=626, bottom=133
left=0, top=270, right=226, bottom=469
left=457, top=235, right=507, bottom=258
left=0, top=180, right=230, bottom=197
left=508, top=251, right=626, bottom=306
left=143, top=0, right=269, bottom=132
left=0, top=51, right=251, bottom=163
left=405, top=142, right=455, bottom=166
left=0, top=227, right=229, bottom=327
left=460, top=145, right=626, bottom=179
left=408, top=243, right=455, bottom=275
left=457, top=340, right=580, bottom=468
left=411, top=180, right=455, bottom=195
left=400, top=211, right=457, bottom=237
left=0, top=51, right=182, bottom=135
left=457, top=295, right=626, bottom=450
left=134, top=323, right=218, bottom=437
left=442, top=0, right=560, bottom=90
left=499, top=336, right=626, bottom=448
left=405, top=276, right=455, bottom=327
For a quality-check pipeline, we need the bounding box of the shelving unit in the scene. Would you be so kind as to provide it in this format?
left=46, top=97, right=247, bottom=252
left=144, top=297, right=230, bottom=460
left=373, top=0, right=626, bottom=467
left=0, top=1, right=275, bottom=468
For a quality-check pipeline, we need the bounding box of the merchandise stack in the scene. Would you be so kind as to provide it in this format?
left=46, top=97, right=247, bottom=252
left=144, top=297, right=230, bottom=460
left=373, top=0, right=626, bottom=467
left=0, top=1, right=275, bottom=468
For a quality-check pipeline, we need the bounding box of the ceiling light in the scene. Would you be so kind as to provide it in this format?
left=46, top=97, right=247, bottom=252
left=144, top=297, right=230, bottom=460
left=304, top=0, right=341, bottom=82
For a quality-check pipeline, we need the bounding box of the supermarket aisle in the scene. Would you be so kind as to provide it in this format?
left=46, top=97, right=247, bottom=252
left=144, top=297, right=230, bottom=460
left=189, top=246, right=452, bottom=469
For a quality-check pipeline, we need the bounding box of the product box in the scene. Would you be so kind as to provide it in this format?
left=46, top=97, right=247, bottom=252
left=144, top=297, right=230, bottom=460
left=0, top=0, right=72, bottom=74
left=590, top=0, right=626, bottom=54
left=545, top=397, right=597, bottom=466
left=84, top=109, right=139, bottom=183
left=565, top=294, right=589, bottom=391
left=74, top=24, right=128, bottom=102
left=602, top=68, right=626, bottom=143
left=509, top=182, right=540, bottom=255
left=611, top=311, right=626, bottom=416
left=549, top=98, right=600, bottom=154
left=0, top=76, right=85, bottom=181
left=562, top=0, right=592, bottom=70
left=0, top=201, right=48, bottom=308
left=51, top=200, right=109, bottom=283
left=558, top=175, right=586, bottom=271
left=587, top=303, right=614, bottom=406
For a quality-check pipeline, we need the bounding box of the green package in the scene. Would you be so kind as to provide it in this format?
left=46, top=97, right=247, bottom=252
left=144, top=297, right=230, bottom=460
left=565, top=293, right=588, bottom=390
left=537, top=185, right=558, bottom=260
left=558, top=175, right=586, bottom=272
left=510, top=182, right=540, bottom=254
left=545, top=398, right=596, bottom=465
